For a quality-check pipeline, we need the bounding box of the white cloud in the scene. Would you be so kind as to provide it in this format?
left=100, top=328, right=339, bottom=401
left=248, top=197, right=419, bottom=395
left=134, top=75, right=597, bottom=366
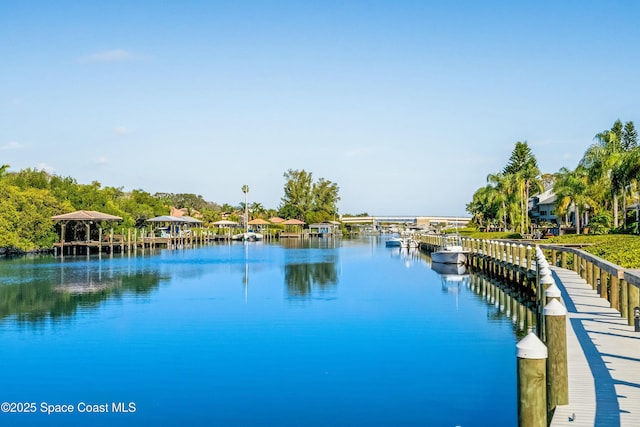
left=37, top=163, right=55, bottom=174
left=1, top=141, right=25, bottom=150
left=79, top=49, right=142, bottom=63
left=114, top=126, right=131, bottom=135
left=93, top=156, right=109, bottom=165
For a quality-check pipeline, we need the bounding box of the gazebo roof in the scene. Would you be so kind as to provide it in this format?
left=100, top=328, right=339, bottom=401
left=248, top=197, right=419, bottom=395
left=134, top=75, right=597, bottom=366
left=146, top=215, right=188, bottom=223
left=51, top=210, right=122, bottom=222
left=181, top=215, right=203, bottom=224
left=282, top=218, right=306, bottom=225
left=269, top=217, right=285, bottom=224
left=248, top=218, right=271, bottom=225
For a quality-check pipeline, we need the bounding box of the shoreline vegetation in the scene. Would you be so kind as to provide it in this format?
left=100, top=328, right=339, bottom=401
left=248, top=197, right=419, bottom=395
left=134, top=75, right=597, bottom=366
left=0, top=167, right=340, bottom=256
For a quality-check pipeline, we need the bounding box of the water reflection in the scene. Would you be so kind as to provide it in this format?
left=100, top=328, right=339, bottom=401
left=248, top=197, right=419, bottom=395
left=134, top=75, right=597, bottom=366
left=281, top=239, right=339, bottom=298
left=388, top=246, right=424, bottom=268
left=284, top=262, right=338, bottom=297
left=427, top=257, right=535, bottom=339
left=0, top=256, right=163, bottom=325
left=465, top=273, right=537, bottom=339
left=431, top=262, right=469, bottom=311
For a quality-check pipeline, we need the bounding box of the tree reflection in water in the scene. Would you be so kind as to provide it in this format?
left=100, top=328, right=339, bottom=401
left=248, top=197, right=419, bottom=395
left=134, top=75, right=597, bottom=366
left=284, top=262, right=338, bottom=298
left=280, top=238, right=339, bottom=299
left=0, top=267, right=162, bottom=325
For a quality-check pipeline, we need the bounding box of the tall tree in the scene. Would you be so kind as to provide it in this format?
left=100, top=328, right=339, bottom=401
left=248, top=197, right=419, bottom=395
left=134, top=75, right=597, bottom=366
left=486, top=173, right=512, bottom=231
left=622, top=121, right=638, bottom=151
left=279, top=169, right=314, bottom=220
left=581, top=123, right=624, bottom=227
left=553, top=166, right=595, bottom=234
left=279, top=169, right=340, bottom=223
left=502, top=141, right=542, bottom=233
left=467, top=184, right=501, bottom=230
left=310, top=178, right=340, bottom=223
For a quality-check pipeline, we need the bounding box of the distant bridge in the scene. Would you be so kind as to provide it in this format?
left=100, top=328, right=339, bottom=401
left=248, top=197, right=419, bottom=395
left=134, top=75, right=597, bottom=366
left=339, top=215, right=471, bottom=228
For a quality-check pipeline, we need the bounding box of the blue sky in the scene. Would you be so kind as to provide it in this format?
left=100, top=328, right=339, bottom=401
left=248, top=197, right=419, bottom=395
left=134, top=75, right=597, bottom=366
left=2, top=1, right=640, bottom=216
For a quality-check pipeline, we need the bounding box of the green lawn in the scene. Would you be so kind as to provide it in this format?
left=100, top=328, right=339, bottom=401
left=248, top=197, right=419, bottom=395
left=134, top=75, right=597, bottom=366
left=460, top=231, right=640, bottom=268
left=540, top=234, right=640, bottom=268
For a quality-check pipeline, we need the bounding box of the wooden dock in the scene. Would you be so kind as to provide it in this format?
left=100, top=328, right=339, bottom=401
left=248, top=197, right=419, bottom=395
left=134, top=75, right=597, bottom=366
left=548, top=266, right=640, bottom=426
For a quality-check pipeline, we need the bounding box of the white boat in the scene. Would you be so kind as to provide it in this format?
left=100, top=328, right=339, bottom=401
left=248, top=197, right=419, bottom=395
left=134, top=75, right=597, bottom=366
left=385, top=237, right=403, bottom=247
left=232, top=232, right=264, bottom=241
left=386, top=237, right=418, bottom=248
left=401, top=238, right=419, bottom=249
left=431, top=235, right=469, bottom=264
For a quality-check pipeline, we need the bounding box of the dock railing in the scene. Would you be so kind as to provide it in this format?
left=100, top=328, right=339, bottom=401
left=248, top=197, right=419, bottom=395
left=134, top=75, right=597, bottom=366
left=419, top=234, right=640, bottom=328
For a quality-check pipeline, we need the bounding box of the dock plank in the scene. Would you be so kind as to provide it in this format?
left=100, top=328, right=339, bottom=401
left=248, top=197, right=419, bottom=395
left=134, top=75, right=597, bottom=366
left=550, top=267, right=640, bottom=427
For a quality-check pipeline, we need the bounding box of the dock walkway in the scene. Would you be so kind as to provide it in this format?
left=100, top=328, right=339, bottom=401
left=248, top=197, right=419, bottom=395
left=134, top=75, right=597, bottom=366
left=550, top=266, right=640, bottom=427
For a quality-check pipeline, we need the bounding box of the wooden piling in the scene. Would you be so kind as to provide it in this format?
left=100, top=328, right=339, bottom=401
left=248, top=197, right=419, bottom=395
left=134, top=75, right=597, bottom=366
left=544, top=299, right=568, bottom=411
left=610, top=275, right=620, bottom=312
left=622, top=280, right=629, bottom=320
left=517, top=332, right=548, bottom=427
left=599, top=268, right=608, bottom=301
left=629, top=284, right=639, bottom=327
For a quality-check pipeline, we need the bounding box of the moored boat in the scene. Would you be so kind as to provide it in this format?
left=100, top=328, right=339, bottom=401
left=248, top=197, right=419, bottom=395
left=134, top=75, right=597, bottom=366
left=430, top=235, right=469, bottom=264
left=385, top=237, right=403, bottom=247
left=232, top=232, right=264, bottom=241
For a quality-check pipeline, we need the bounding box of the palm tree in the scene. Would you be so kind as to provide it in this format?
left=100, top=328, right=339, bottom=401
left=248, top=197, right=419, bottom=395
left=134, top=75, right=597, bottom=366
left=553, top=166, right=595, bottom=234
left=466, top=185, right=497, bottom=230
left=250, top=202, right=266, bottom=218
left=502, top=142, right=542, bottom=233
left=581, top=127, right=623, bottom=227
left=242, top=185, right=249, bottom=231
left=487, top=173, right=512, bottom=231
left=613, top=147, right=640, bottom=227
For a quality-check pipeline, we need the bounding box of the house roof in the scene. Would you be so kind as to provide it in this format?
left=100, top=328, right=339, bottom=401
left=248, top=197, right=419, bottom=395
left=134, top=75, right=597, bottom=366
left=535, top=188, right=557, bottom=205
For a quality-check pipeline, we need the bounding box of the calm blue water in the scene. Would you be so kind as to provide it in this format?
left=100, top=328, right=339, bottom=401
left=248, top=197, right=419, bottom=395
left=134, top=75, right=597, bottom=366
left=0, top=237, right=519, bottom=426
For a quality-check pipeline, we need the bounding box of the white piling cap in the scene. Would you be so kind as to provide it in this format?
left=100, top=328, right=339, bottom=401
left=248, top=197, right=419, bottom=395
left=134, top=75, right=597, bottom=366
left=540, top=274, right=555, bottom=285
left=539, top=267, right=551, bottom=276
left=545, top=283, right=561, bottom=298
left=516, top=332, right=548, bottom=359
left=544, top=298, right=567, bottom=316
left=538, top=259, right=549, bottom=268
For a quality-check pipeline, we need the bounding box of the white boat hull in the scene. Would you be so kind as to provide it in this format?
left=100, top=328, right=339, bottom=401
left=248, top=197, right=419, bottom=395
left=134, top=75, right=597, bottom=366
left=431, top=251, right=467, bottom=264
left=232, top=232, right=264, bottom=241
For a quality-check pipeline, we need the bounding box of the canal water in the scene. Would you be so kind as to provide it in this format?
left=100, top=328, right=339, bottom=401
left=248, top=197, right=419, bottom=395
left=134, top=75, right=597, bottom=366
left=0, top=237, right=520, bottom=426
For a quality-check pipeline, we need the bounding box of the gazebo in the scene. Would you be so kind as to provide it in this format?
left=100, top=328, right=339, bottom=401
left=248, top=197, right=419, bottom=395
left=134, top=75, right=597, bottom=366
left=146, top=215, right=189, bottom=237
left=308, top=221, right=339, bottom=237
left=281, top=218, right=306, bottom=238
left=269, top=217, right=285, bottom=224
left=51, top=210, right=123, bottom=255
left=212, top=219, right=239, bottom=238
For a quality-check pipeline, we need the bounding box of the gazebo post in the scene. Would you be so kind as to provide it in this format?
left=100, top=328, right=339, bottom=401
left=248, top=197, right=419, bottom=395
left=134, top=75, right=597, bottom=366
left=60, top=223, right=66, bottom=257
left=98, top=226, right=103, bottom=256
